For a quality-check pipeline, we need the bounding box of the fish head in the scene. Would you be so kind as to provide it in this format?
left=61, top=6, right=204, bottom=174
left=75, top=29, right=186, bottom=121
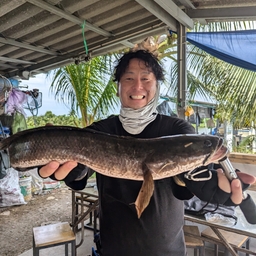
left=181, top=134, right=228, bottom=166
left=199, top=135, right=229, bottom=165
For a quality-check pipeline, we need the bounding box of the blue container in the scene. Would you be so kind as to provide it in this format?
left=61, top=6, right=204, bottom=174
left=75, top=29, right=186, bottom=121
left=0, top=126, right=10, bottom=136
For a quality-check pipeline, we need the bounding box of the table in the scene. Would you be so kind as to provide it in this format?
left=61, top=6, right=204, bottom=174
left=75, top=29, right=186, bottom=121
left=70, top=186, right=99, bottom=249
left=185, top=190, right=256, bottom=256
left=70, top=184, right=256, bottom=254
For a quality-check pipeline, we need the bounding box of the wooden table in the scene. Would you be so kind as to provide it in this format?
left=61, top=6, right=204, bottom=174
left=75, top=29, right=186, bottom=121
left=70, top=186, right=99, bottom=249
left=70, top=179, right=256, bottom=254
left=185, top=191, right=256, bottom=256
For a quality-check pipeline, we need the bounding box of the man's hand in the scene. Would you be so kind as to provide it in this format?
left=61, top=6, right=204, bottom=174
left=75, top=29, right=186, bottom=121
left=183, top=167, right=256, bottom=206
left=39, top=161, right=78, bottom=180
left=217, top=168, right=256, bottom=204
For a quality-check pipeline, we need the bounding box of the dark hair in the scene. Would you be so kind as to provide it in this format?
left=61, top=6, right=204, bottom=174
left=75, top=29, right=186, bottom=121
left=113, top=50, right=165, bottom=82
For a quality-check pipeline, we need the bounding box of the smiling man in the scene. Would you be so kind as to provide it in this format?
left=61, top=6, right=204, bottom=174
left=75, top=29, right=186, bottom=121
left=38, top=50, right=255, bottom=256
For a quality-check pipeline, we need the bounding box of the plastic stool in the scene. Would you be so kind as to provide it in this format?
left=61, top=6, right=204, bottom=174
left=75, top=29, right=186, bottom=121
left=32, top=222, right=76, bottom=256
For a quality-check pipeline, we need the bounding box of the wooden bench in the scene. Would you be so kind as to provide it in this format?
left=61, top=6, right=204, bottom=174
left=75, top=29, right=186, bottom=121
left=184, top=225, right=205, bottom=256
left=32, top=222, right=76, bottom=256
left=201, top=227, right=250, bottom=256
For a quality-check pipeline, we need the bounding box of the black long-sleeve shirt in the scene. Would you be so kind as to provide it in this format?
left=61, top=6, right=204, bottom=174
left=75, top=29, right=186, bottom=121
left=67, top=114, right=195, bottom=256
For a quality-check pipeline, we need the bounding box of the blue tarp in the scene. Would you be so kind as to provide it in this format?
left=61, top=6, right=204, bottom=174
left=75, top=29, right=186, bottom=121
left=186, top=30, right=256, bottom=72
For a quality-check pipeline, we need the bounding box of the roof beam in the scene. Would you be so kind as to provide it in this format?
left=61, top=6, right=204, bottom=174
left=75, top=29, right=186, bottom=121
left=0, top=0, right=25, bottom=17
left=178, top=0, right=208, bottom=25
left=26, top=0, right=112, bottom=37
left=0, top=37, right=59, bottom=55
left=153, top=0, right=194, bottom=28
left=135, top=0, right=177, bottom=31
left=6, top=25, right=168, bottom=77
left=178, top=0, right=196, bottom=9
left=92, top=26, right=168, bottom=56
left=0, top=56, right=36, bottom=64
left=0, top=62, right=18, bottom=69
left=186, top=6, right=256, bottom=20
left=119, top=40, right=135, bottom=48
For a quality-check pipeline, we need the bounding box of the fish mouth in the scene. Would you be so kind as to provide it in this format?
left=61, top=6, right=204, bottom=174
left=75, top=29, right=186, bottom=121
left=204, top=137, right=229, bottom=165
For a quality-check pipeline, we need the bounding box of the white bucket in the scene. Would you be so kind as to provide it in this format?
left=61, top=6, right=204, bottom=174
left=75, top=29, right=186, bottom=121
left=19, top=176, right=32, bottom=202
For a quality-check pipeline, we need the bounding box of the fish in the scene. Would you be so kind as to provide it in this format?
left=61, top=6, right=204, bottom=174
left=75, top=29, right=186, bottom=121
left=0, top=126, right=228, bottom=218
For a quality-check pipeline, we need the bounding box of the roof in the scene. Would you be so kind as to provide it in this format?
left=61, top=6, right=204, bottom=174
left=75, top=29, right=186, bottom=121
left=1, top=0, right=256, bottom=79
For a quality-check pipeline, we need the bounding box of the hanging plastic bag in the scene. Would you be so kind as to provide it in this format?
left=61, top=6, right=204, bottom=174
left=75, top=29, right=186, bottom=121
left=6, top=88, right=27, bottom=115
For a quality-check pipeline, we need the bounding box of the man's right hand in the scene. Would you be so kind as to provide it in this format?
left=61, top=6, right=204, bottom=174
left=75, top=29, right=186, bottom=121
left=39, top=161, right=78, bottom=180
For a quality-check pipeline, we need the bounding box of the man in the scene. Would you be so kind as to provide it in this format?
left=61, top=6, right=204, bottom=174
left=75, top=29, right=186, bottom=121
left=39, top=50, right=255, bottom=255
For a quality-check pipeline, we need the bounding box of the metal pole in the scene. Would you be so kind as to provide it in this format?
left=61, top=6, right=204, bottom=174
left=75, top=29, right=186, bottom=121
left=176, top=22, right=187, bottom=120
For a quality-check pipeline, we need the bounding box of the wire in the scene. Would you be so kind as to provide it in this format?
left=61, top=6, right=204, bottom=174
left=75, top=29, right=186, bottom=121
left=81, top=21, right=89, bottom=55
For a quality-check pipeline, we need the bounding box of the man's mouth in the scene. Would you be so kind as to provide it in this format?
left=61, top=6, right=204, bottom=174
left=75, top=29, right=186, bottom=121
left=130, top=95, right=145, bottom=99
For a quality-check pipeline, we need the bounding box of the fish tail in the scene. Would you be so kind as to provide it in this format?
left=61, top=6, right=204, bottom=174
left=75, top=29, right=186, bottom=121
left=134, top=163, right=154, bottom=218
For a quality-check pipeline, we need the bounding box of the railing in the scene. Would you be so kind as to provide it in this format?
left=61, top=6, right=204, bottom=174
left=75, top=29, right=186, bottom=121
left=229, top=152, right=256, bottom=164
left=229, top=152, right=256, bottom=191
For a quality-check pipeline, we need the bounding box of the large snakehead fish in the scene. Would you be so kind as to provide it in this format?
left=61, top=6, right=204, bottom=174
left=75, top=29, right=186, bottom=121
left=0, top=126, right=228, bottom=218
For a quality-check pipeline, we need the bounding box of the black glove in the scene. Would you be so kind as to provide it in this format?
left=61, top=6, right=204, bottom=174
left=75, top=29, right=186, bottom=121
left=181, top=164, right=238, bottom=207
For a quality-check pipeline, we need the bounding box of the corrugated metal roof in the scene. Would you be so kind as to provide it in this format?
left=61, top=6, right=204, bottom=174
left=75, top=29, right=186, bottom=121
left=1, top=0, right=255, bottom=79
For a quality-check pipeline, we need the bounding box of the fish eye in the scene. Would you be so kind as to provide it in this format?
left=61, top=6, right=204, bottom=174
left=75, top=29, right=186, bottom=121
left=204, top=140, right=212, bottom=147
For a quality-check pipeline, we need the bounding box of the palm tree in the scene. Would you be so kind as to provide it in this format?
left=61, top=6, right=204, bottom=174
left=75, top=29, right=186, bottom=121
left=49, top=55, right=119, bottom=127
left=186, top=21, right=256, bottom=129
left=155, top=21, right=256, bottom=129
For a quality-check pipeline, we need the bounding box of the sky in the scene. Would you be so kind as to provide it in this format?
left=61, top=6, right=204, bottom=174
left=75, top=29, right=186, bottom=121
left=19, top=73, right=71, bottom=117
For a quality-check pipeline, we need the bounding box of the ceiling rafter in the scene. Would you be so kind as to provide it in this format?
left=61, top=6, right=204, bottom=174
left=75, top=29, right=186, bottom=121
left=0, top=37, right=59, bottom=55
left=6, top=25, right=168, bottom=77
left=186, top=6, right=256, bottom=20
left=92, top=26, right=168, bottom=56
left=153, top=0, right=194, bottom=28
left=26, top=0, right=112, bottom=37
left=2, top=0, right=256, bottom=79
left=135, top=0, right=177, bottom=31
left=178, top=0, right=196, bottom=9
left=25, top=0, right=138, bottom=51
left=0, top=56, right=36, bottom=64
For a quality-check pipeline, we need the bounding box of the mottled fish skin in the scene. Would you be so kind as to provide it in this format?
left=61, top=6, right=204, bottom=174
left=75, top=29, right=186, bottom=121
left=0, top=126, right=225, bottom=180
left=0, top=126, right=228, bottom=218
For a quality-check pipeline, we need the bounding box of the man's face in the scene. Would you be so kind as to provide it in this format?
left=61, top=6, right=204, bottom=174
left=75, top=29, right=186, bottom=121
left=117, top=58, right=157, bottom=109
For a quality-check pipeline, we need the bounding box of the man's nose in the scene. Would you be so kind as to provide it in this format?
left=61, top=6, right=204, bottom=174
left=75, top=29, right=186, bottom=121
left=133, top=78, right=143, bottom=89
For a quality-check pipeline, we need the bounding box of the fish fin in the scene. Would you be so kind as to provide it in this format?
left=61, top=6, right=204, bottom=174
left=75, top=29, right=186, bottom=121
left=134, top=163, right=154, bottom=218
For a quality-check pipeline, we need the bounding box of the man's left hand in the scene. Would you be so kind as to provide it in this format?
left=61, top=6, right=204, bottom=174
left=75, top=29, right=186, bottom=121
left=217, top=169, right=256, bottom=204
left=183, top=167, right=256, bottom=206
